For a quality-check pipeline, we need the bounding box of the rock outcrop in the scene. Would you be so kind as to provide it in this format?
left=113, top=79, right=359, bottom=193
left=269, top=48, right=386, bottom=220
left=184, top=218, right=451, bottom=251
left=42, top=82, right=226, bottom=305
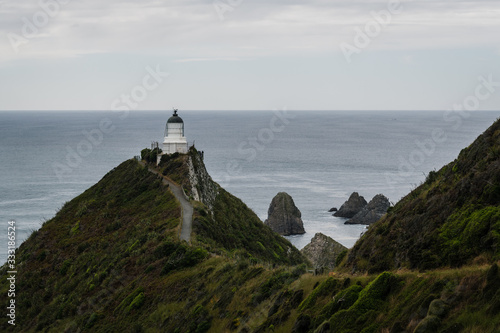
left=345, top=194, right=390, bottom=225
left=328, top=207, right=338, bottom=212
left=187, top=149, right=218, bottom=210
left=300, top=233, right=347, bottom=270
left=333, top=192, right=367, bottom=218
left=264, top=192, right=305, bottom=236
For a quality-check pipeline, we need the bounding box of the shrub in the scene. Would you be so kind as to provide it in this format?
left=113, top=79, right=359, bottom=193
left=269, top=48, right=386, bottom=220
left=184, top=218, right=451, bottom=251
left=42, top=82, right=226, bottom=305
left=126, top=293, right=145, bottom=313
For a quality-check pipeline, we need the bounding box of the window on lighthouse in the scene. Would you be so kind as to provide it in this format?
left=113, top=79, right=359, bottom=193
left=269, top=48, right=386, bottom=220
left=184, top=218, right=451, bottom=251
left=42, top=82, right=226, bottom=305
left=165, top=123, right=184, bottom=137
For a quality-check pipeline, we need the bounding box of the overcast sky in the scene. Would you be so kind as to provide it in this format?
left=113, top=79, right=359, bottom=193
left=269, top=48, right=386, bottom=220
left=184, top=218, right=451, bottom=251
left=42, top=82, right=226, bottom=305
left=0, top=0, right=499, bottom=110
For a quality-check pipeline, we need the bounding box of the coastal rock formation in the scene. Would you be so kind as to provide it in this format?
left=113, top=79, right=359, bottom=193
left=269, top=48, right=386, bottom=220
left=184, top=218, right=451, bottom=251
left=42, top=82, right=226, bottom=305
left=345, top=194, right=390, bottom=225
left=333, top=192, right=367, bottom=218
left=301, top=233, right=347, bottom=270
left=328, top=207, right=338, bottom=212
left=187, top=150, right=218, bottom=210
left=264, top=192, right=306, bottom=236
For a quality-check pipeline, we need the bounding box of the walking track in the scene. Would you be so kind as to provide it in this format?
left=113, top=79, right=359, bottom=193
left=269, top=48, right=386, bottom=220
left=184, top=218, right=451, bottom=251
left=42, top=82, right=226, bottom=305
left=140, top=161, right=193, bottom=243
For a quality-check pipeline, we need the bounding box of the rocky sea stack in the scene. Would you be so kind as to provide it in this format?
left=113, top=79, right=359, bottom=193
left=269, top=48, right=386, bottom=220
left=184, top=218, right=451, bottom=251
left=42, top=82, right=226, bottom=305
left=333, top=192, right=367, bottom=218
left=264, top=192, right=306, bottom=236
left=345, top=194, right=390, bottom=225
left=301, top=233, right=347, bottom=270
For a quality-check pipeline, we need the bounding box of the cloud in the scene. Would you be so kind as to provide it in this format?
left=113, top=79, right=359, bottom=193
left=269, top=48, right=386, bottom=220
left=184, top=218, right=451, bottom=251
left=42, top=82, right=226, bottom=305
left=173, top=57, right=249, bottom=62
left=0, top=0, right=499, bottom=63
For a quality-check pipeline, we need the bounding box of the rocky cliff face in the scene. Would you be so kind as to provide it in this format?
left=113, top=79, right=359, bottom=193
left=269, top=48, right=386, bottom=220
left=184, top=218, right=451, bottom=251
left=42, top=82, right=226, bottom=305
left=345, top=194, right=390, bottom=225
left=334, top=192, right=367, bottom=218
left=265, top=192, right=306, bottom=236
left=187, top=148, right=219, bottom=210
left=301, top=233, right=347, bottom=270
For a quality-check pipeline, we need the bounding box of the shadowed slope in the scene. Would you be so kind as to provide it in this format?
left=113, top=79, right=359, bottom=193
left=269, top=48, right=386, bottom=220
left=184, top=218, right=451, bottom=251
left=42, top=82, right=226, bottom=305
left=346, top=118, right=500, bottom=273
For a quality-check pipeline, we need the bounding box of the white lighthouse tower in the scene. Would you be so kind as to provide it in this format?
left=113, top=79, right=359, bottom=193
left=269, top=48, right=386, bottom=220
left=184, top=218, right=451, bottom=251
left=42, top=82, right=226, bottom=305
left=162, top=109, right=188, bottom=154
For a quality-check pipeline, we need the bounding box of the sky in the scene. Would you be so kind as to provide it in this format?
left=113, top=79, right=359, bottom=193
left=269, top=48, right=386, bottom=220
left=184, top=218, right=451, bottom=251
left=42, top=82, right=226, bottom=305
left=0, top=0, right=499, bottom=111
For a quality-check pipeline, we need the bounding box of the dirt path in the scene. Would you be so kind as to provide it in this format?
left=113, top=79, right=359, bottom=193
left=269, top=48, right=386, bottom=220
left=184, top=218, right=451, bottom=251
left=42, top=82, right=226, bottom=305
left=140, top=161, right=193, bottom=243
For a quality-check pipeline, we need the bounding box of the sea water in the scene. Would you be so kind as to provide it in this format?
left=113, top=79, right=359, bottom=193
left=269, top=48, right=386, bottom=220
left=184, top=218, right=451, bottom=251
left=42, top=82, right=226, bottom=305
left=1, top=110, right=499, bottom=263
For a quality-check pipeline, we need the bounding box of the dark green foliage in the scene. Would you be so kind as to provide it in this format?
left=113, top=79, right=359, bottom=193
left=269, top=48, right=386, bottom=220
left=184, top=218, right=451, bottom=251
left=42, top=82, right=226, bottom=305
left=194, top=187, right=305, bottom=266
left=328, top=272, right=399, bottom=332
left=413, top=315, right=441, bottom=333
left=153, top=239, right=179, bottom=259
left=5, top=121, right=500, bottom=332
left=292, top=313, right=311, bottom=333
left=483, top=263, right=500, bottom=300
left=158, top=152, right=189, bottom=185
left=441, top=323, right=465, bottom=333
left=115, top=287, right=145, bottom=315
left=253, top=271, right=295, bottom=304
left=242, top=266, right=264, bottom=281
left=347, top=118, right=500, bottom=272
left=59, top=259, right=71, bottom=275
left=85, top=312, right=99, bottom=329
left=425, top=169, right=438, bottom=184
left=314, top=321, right=330, bottom=333
left=299, top=277, right=340, bottom=311
left=438, top=205, right=500, bottom=266
left=159, top=151, right=180, bottom=166
left=427, top=299, right=448, bottom=318
left=187, top=305, right=212, bottom=333
left=291, top=263, right=307, bottom=278
left=255, top=289, right=304, bottom=333
left=160, top=245, right=208, bottom=275
left=141, top=147, right=162, bottom=164
left=312, top=285, right=363, bottom=327
left=0, top=160, right=181, bottom=331
left=336, top=249, right=348, bottom=267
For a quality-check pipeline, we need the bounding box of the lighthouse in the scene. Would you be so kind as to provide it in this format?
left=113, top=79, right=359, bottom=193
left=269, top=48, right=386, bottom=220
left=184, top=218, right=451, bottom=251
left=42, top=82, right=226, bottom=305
left=162, top=109, right=188, bottom=154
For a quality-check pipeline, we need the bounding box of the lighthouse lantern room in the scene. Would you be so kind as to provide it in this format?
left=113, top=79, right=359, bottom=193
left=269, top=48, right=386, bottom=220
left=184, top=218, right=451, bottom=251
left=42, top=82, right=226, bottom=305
left=162, top=109, right=188, bottom=154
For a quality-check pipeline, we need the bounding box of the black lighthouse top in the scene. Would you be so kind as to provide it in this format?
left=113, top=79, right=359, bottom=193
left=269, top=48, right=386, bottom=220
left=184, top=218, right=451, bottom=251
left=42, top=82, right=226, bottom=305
left=167, top=109, right=184, bottom=124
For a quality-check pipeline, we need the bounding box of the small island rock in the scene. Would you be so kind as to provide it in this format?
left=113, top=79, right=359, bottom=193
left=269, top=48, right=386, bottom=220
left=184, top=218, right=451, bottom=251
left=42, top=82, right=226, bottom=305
left=264, top=192, right=306, bottom=235
left=333, top=192, right=367, bottom=218
left=328, top=207, right=338, bottom=212
left=301, top=233, right=347, bottom=270
left=345, top=194, right=390, bottom=225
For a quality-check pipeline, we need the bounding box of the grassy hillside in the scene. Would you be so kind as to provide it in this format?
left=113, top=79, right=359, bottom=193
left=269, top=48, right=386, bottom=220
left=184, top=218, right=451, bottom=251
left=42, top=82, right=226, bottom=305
left=156, top=147, right=305, bottom=265
left=3, top=119, right=500, bottom=332
left=345, top=118, right=500, bottom=273
left=193, top=187, right=304, bottom=266
left=0, top=155, right=305, bottom=331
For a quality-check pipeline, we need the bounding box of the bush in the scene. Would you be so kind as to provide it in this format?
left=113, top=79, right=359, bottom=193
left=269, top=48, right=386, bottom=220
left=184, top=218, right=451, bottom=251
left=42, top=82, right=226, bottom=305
left=141, top=147, right=162, bottom=164
left=160, top=246, right=208, bottom=275
left=335, top=250, right=348, bottom=267
left=126, top=293, right=145, bottom=313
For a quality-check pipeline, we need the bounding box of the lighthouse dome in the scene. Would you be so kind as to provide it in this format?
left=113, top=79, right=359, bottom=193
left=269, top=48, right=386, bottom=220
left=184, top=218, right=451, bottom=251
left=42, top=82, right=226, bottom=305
left=167, top=110, right=184, bottom=124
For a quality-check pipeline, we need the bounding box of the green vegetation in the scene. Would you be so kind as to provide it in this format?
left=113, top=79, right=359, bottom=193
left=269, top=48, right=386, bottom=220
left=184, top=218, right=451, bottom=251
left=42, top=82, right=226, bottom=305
left=158, top=151, right=190, bottom=186
left=141, top=147, right=162, bottom=164
left=0, top=160, right=183, bottom=331
left=2, top=119, right=500, bottom=332
left=347, top=118, right=500, bottom=272
left=194, top=187, right=304, bottom=265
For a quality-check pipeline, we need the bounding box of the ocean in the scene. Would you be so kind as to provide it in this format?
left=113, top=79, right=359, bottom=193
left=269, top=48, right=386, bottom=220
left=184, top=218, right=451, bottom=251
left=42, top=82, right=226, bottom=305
left=1, top=110, right=499, bottom=264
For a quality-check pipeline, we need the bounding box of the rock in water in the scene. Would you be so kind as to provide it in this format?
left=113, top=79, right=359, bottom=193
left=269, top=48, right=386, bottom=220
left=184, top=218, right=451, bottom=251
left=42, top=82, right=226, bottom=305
left=333, top=192, right=367, bottom=218
left=301, top=233, right=347, bottom=270
left=328, top=207, right=338, bottom=212
left=345, top=194, right=390, bottom=225
left=264, top=192, right=306, bottom=235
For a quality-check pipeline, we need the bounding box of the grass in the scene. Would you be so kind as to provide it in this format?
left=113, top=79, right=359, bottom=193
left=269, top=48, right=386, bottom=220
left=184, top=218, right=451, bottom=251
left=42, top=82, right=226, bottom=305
left=3, top=124, right=500, bottom=332
left=194, top=186, right=305, bottom=266
left=346, top=118, right=500, bottom=273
